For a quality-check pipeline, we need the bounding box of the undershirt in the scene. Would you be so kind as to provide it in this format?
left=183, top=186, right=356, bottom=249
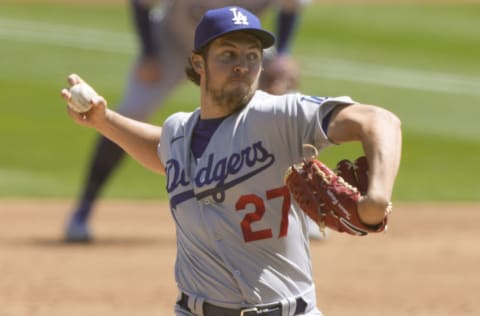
left=191, top=116, right=227, bottom=159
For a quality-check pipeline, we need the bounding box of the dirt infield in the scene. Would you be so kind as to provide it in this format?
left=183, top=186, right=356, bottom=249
left=1, top=200, right=478, bottom=316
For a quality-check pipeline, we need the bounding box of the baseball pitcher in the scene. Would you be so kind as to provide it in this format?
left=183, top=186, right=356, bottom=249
left=61, top=6, right=402, bottom=315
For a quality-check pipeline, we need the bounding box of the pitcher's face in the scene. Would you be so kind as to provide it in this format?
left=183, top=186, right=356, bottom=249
left=202, top=32, right=263, bottom=111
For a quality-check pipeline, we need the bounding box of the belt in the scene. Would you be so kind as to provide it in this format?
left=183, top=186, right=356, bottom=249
left=177, top=293, right=307, bottom=316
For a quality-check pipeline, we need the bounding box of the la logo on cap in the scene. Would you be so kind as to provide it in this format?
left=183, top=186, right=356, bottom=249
left=230, top=7, right=249, bottom=25
left=193, top=6, right=275, bottom=51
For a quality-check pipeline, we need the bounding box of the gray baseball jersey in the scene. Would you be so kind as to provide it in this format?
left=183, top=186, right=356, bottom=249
left=158, top=91, right=355, bottom=315
left=117, top=0, right=305, bottom=120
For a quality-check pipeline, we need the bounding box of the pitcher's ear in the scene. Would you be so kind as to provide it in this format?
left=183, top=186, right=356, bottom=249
left=191, top=54, right=204, bottom=73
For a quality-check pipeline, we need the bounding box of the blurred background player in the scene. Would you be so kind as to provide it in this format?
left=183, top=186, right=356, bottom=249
left=65, top=0, right=312, bottom=242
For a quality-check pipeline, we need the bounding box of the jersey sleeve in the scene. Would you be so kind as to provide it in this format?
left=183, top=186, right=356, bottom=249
left=272, top=93, right=356, bottom=155
left=157, top=112, right=189, bottom=165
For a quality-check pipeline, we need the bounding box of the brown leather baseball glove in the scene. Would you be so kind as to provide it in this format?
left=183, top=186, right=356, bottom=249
left=285, top=155, right=391, bottom=236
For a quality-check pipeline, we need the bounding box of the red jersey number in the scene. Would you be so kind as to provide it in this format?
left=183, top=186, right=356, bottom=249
left=235, top=186, right=291, bottom=242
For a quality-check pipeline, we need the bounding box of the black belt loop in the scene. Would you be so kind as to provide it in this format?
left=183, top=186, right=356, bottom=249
left=294, top=297, right=307, bottom=315
left=177, top=293, right=307, bottom=316
left=178, top=293, right=191, bottom=312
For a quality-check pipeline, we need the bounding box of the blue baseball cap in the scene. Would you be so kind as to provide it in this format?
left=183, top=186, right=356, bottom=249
left=194, top=6, right=275, bottom=52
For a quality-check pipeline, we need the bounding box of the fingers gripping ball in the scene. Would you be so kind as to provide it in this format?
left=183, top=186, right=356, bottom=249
left=285, top=156, right=390, bottom=236
left=68, top=82, right=98, bottom=113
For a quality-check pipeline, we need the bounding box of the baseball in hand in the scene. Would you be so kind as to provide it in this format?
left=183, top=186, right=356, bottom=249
left=68, top=82, right=98, bottom=113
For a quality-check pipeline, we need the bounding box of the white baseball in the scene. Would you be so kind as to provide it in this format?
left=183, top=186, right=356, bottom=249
left=68, top=82, right=97, bottom=113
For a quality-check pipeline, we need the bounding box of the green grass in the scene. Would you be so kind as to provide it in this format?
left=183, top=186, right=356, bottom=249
left=0, top=2, right=479, bottom=201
